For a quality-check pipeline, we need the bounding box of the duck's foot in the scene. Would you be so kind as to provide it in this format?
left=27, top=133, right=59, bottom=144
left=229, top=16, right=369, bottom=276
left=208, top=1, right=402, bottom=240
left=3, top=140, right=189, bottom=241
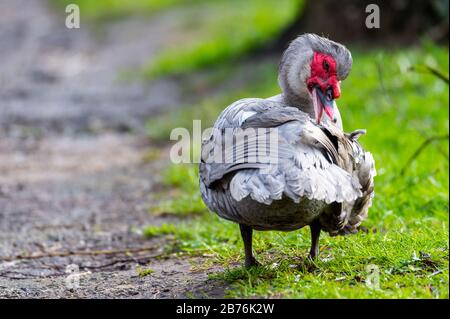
left=244, top=256, right=261, bottom=268
left=307, top=251, right=318, bottom=261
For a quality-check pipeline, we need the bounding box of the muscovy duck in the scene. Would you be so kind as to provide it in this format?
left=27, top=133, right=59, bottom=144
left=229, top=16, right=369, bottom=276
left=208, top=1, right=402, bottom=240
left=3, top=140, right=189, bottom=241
left=199, top=34, right=376, bottom=267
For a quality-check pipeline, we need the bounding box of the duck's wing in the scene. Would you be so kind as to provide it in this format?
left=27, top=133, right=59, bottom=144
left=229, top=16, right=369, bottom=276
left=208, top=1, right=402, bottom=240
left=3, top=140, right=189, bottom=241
left=199, top=98, right=362, bottom=205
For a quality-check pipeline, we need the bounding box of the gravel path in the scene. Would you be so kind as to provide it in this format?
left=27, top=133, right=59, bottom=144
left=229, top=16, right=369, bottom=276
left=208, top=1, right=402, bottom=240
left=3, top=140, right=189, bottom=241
left=0, top=0, right=225, bottom=298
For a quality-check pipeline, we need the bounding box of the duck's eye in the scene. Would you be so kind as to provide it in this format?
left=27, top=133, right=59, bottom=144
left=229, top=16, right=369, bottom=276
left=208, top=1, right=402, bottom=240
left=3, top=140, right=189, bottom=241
left=323, top=60, right=330, bottom=72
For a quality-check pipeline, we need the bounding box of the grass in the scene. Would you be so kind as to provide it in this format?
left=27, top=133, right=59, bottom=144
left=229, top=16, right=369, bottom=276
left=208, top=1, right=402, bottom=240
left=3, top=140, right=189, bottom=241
left=143, top=0, right=301, bottom=78
left=150, top=164, right=208, bottom=217
left=144, top=44, right=449, bottom=298
left=146, top=59, right=280, bottom=140
left=53, top=0, right=300, bottom=78
left=53, top=0, right=195, bottom=21
left=136, top=266, right=155, bottom=278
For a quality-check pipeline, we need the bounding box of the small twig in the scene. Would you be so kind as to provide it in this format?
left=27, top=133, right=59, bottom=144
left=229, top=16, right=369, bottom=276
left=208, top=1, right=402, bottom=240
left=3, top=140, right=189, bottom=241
left=82, top=252, right=165, bottom=270
left=399, top=134, right=449, bottom=177
left=417, top=128, right=449, bottom=160
left=409, top=65, right=449, bottom=84
left=375, top=59, right=393, bottom=105
left=425, top=65, right=450, bottom=84
left=0, top=245, right=160, bottom=262
left=0, top=252, right=168, bottom=280
left=433, top=143, right=450, bottom=160
left=0, top=272, right=45, bottom=280
left=428, top=268, right=445, bottom=278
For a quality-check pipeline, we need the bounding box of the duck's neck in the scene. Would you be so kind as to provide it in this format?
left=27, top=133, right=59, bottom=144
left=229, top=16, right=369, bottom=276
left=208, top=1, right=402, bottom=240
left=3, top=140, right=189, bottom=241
left=280, top=92, right=314, bottom=118
left=276, top=92, right=343, bottom=130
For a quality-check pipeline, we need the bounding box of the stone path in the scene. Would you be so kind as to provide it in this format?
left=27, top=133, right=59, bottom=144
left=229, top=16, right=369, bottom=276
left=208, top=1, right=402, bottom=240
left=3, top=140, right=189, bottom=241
left=0, top=0, right=225, bottom=298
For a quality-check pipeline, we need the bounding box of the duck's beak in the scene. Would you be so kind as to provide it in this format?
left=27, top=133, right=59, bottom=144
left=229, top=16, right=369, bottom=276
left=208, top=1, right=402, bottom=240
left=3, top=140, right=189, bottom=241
left=312, top=86, right=336, bottom=124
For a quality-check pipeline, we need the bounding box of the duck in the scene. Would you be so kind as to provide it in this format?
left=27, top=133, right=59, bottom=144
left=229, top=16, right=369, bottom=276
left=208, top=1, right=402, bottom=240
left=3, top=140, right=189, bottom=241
left=199, top=34, right=376, bottom=267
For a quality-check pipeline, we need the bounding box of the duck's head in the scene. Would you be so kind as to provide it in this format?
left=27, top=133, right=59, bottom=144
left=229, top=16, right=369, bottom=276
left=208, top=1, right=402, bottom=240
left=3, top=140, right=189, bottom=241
left=278, top=33, right=352, bottom=124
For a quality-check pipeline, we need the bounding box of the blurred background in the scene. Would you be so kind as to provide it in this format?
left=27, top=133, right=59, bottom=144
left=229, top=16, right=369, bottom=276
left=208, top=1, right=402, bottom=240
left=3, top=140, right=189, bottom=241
left=0, top=0, right=448, bottom=298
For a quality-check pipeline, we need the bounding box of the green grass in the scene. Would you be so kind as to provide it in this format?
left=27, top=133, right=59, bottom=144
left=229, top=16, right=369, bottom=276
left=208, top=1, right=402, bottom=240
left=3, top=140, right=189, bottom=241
left=136, top=266, right=155, bottom=277
left=143, top=0, right=301, bottom=78
left=146, top=59, right=279, bottom=140
left=53, top=0, right=195, bottom=21
left=53, top=0, right=300, bottom=77
left=150, top=164, right=208, bottom=217
left=145, top=45, right=449, bottom=298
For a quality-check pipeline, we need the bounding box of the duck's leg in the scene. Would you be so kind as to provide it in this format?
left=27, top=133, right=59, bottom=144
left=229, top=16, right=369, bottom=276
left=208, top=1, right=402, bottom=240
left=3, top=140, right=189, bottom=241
left=308, top=220, right=321, bottom=260
left=239, top=224, right=259, bottom=268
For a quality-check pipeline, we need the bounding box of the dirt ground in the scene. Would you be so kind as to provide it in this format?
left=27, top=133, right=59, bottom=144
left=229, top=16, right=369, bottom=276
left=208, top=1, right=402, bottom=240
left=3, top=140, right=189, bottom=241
left=0, top=0, right=225, bottom=298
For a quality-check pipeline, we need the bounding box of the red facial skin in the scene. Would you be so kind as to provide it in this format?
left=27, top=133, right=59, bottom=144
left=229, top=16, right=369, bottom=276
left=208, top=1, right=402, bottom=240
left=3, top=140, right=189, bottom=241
left=306, top=52, right=341, bottom=99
